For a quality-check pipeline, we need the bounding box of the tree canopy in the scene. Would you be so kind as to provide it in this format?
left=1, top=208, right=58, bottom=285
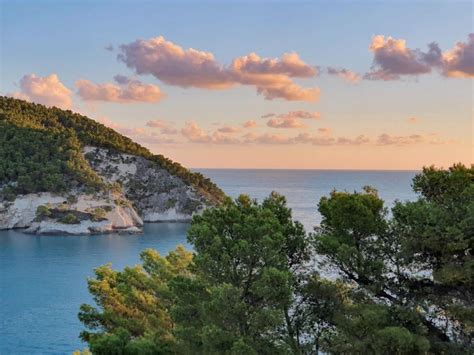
left=79, top=164, right=473, bottom=354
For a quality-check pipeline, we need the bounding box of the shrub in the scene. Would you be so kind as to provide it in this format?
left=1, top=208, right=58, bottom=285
left=90, top=207, right=107, bottom=222
left=36, top=205, right=51, bottom=220
left=59, top=213, right=80, bottom=224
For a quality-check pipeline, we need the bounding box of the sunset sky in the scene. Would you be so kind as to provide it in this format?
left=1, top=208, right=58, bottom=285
left=1, top=0, right=472, bottom=169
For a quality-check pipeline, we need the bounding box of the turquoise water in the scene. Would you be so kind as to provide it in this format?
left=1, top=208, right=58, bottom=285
left=0, top=170, right=418, bottom=354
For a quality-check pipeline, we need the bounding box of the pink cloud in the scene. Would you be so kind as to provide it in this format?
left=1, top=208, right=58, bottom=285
left=318, top=127, right=332, bottom=134
left=267, top=116, right=308, bottom=129
left=264, top=110, right=321, bottom=129
left=146, top=119, right=178, bottom=135
left=9, top=73, right=72, bottom=109
left=243, top=120, right=258, bottom=129
left=211, top=132, right=241, bottom=144
left=97, top=116, right=175, bottom=144
left=365, top=34, right=474, bottom=80
left=442, top=33, right=474, bottom=78
left=179, top=121, right=452, bottom=147
left=146, top=119, right=168, bottom=128
left=365, top=35, right=433, bottom=80
left=217, top=125, right=241, bottom=133
left=376, top=133, right=449, bottom=146
left=181, top=121, right=212, bottom=143
left=262, top=110, right=321, bottom=120
left=118, top=36, right=319, bottom=101
left=243, top=132, right=293, bottom=145
left=293, top=132, right=370, bottom=146
left=327, top=67, right=362, bottom=83
left=161, top=127, right=178, bottom=135
left=181, top=122, right=239, bottom=144
left=76, top=78, right=164, bottom=103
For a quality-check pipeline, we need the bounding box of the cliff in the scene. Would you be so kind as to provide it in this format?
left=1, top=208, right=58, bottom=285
left=0, top=96, right=225, bottom=234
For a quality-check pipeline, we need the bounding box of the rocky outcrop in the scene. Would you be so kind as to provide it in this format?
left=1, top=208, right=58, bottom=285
left=0, top=191, right=143, bottom=235
left=0, top=146, right=215, bottom=235
left=84, top=146, right=210, bottom=222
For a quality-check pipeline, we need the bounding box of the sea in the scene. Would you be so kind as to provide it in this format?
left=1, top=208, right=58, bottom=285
left=0, top=169, right=418, bottom=354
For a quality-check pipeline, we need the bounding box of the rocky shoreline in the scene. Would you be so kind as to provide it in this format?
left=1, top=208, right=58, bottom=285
left=0, top=146, right=214, bottom=235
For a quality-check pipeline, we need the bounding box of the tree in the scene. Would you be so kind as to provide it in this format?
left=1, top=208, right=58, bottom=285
left=78, top=246, right=193, bottom=354
left=314, top=164, right=474, bottom=353
left=172, top=193, right=313, bottom=354
left=78, top=165, right=473, bottom=354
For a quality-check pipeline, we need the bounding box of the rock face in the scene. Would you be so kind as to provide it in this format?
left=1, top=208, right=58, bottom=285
left=0, top=191, right=143, bottom=235
left=0, top=146, right=213, bottom=235
left=84, top=146, right=210, bottom=222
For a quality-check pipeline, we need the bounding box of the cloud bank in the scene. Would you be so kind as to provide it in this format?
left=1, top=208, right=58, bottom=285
left=117, top=36, right=319, bottom=101
left=76, top=77, right=164, bottom=103
left=366, top=34, right=474, bottom=80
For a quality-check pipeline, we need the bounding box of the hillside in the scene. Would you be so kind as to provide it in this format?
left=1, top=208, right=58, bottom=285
left=0, top=96, right=226, bottom=234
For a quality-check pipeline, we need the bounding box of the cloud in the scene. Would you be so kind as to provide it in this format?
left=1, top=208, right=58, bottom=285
left=318, top=127, right=332, bottom=134
left=146, top=119, right=178, bottom=135
left=376, top=133, right=449, bottom=146
left=264, top=110, right=321, bottom=129
left=243, top=120, right=258, bottom=128
left=365, top=33, right=474, bottom=80
left=365, top=35, right=433, bottom=80
left=441, top=33, right=474, bottom=78
left=179, top=120, right=454, bottom=147
left=76, top=78, right=164, bottom=103
left=105, top=44, right=114, bottom=52
left=97, top=116, right=176, bottom=144
left=9, top=73, right=72, bottom=109
left=146, top=119, right=168, bottom=128
left=281, top=110, right=321, bottom=120
left=211, top=132, right=241, bottom=144
left=117, top=36, right=319, bottom=101
left=293, top=132, right=370, bottom=146
left=181, top=121, right=212, bottom=143
left=327, top=67, right=361, bottom=83
left=217, top=125, right=241, bottom=133
left=243, top=132, right=293, bottom=145
left=113, top=74, right=131, bottom=84
left=267, top=116, right=308, bottom=129
left=181, top=121, right=239, bottom=144
left=262, top=110, right=321, bottom=120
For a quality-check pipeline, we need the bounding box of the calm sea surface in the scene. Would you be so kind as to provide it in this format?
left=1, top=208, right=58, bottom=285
left=0, top=169, right=418, bottom=354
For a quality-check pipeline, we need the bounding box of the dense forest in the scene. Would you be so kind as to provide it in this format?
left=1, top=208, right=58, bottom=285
left=0, top=96, right=225, bottom=202
left=78, top=164, right=473, bottom=354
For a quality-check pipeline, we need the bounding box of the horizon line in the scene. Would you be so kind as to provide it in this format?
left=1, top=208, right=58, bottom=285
left=191, top=167, right=423, bottom=172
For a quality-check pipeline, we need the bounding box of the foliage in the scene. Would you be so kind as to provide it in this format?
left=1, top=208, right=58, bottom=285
left=79, top=246, right=193, bottom=354
left=89, top=207, right=107, bottom=222
left=314, top=163, right=473, bottom=353
left=0, top=96, right=225, bottom=203
left=173, top=192, right=312, bottom=354
left=59, top=213, right=80, bottom=224
left=79, top=165, right=473, bottom=354
left=35, top=205, right=51, bottom=220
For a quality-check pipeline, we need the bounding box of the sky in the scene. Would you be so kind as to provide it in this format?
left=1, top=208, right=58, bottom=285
left=1, top=0, right=473, bottom=169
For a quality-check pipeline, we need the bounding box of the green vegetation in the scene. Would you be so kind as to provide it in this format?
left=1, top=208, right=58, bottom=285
left=78, top=164, right=473, bottom=354
left=0, top=96, right=225, bottom=203
left=35, top=205, right=51, bottom=220
left=89, top=207, right=107, bottom=222
left=59, top=213, right=80, bottom=224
